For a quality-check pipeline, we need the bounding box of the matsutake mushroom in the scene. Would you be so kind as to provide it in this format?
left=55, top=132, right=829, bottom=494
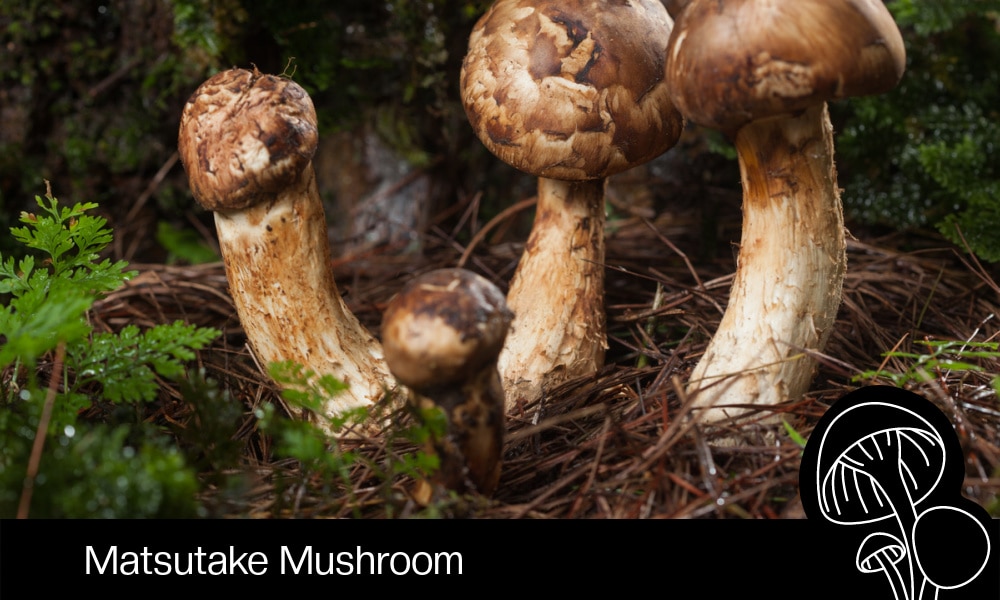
left=381, top=268, right=512, bottom=500
left=665, top=0, right=906, bottom=424
left=178, top=68, right=395, bottom=432
left=461, top=0, right=683, bottom=410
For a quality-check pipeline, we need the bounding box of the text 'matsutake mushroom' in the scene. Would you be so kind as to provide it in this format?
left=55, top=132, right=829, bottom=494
left=381, top=268, right=512, bottom=500
left=665, top=0, right=906, bottom=425
left=178, top=68, right=395, bottom=432
left=461, top=0, right=683, bottom=410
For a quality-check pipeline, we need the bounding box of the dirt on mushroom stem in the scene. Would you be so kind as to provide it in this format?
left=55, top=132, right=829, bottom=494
left=406, top=366, right=505, bottom=500
left=214, top=166, right=395, bottom=433
left=498, top=176, right=608, bottom=411
left=686, top=103, right=846, bottom=425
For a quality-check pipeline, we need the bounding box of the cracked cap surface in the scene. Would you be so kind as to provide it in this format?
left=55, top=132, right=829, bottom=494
left=460, top=0, right=683, bottom=181
left=178, top=68, right=318, bottom=211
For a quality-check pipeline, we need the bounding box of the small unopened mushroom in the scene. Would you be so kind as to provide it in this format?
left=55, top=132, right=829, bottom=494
left=461, top=0, right=683, bottom=409
left=178, top=68, right=395, bottom=430
left=665, top=0, right=906, bottom=423
left=381, top=268, right=512, bottom=499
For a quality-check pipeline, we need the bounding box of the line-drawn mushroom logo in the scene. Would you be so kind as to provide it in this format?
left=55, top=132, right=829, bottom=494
left=799, top=386, right=994, bottom=599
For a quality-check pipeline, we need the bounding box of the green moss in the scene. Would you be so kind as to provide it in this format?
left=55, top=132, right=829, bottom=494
left=834, top=2, right=1000, bottom=260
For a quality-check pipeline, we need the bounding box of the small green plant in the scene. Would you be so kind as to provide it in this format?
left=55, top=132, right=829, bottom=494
left=156, top=221, right=219, bottom=265
left=853, top=339, right=1000, bottom=389
left=782, top=418, right=807, bottom=450
left=257, top=361, right=364, bottom=501
left=0, top=189, right=219, bottom=517
left=257, top=360, right=449, bottom=517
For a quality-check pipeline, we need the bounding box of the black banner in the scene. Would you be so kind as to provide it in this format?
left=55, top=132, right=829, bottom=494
left=2, top=517, right=997, bottom=596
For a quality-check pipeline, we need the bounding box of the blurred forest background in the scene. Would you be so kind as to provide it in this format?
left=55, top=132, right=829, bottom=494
left=2, top=0, right=1000, bottom=263
left=3, top=0, right=1000, bottom=519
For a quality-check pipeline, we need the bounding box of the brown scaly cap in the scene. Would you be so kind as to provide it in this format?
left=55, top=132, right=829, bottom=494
left=178, top=68, right=318, bottom=211
left=381, top=269, right=512, bottom=391
left=460, top=0, right=683, bottom=181
left=666, top=0, right=906, bottom=133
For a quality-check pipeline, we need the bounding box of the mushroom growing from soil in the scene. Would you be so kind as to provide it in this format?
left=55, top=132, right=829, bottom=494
left=381, top=268, right=512, bottom=500
left=178, top=68, right=395, bottom=431
left=461, top=0, right=683, bottom=410
left=665, top=0, right=906, bottom=424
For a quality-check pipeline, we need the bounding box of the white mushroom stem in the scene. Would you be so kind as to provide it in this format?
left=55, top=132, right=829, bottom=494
left=498, top=177, right=607, bottom=410
left=215, top=164, right=394, bottom=425
left=686, top=103, right=846, bottom=423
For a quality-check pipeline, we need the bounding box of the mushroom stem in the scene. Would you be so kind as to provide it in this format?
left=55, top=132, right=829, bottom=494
left=870, top=550, right=909, bottom=600
left=857, top=533, right=909, bottom=600
left=215, top=165, right=395, bottom=425
left=408, top=365, right=505, bottom=500
left=498, top=177, right=607, bottom=410
left=687, top=103, right=846, bottom=423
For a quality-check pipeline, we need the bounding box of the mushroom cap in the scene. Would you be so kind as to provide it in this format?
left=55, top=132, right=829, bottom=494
left=381, top=269, right=513, bottom=390
left=856, top=532, right=906, bottom=573
left=460, top=0, right=683, bottom=181
left=666, top=0, right=906, bottom=132
left=178, top=68, right=319, bottom=211
left=801, top=387, right=948, bottom=526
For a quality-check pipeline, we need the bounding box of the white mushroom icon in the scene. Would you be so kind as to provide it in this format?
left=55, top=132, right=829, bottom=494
left=856, top=532, right=908, bottom=596
left=801, top=386, right=993, bottom=600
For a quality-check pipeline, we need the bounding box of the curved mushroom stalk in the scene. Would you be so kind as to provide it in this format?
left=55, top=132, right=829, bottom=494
left=498, top=177, right=607, bottom=408
left=216, top=166, right=394, bottom=421
left=178, top=68, right=396, bottom=434
left=686, top=104, right=845, bottom=422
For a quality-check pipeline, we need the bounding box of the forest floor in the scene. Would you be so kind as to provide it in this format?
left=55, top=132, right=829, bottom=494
left=91, top=191, right=1000, bottom=519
